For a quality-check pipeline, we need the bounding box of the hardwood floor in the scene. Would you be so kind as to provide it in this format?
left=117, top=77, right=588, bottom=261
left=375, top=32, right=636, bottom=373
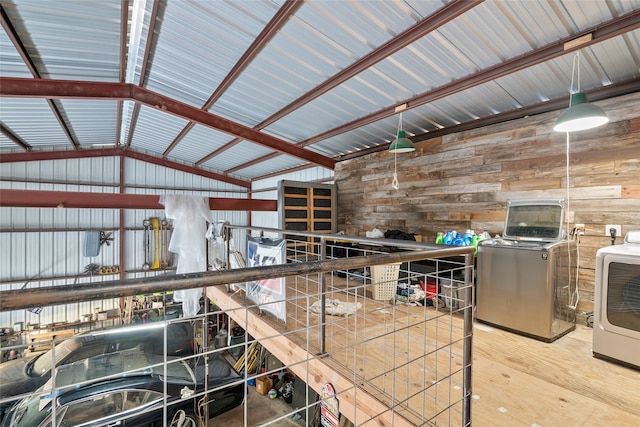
left=208, top=278, right=639, bottom=426
left=471, top=322, right=639, bottom=427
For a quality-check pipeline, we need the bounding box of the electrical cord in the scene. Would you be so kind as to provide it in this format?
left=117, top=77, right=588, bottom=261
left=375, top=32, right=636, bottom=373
left=169, top=410, right=186, bottom=427
left=568, top=234, right=580, bottom=310
left=564, top=116, right=580, bottom=311
left=196, top=396, right=207, bottom=427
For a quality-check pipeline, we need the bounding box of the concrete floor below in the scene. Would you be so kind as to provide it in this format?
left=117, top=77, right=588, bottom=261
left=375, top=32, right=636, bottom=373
left=212, top=387, right=306, bottom=427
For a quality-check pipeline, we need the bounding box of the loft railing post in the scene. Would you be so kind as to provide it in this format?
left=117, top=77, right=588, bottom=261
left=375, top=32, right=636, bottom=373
left=462, top=251, right=474, bottom=426
left=319, top=236, right=327, bottom=355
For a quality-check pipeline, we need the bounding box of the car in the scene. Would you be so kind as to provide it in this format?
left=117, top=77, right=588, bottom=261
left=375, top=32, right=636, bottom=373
left=1, top=349, right=244, bottom=427
left=0, top=321, right=194, bottom=420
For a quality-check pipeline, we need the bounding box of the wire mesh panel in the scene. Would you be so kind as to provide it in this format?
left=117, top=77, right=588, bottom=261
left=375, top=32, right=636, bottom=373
left=1, top=226, right=474, bottom=427
left=214, top=226, right=474, bottom=426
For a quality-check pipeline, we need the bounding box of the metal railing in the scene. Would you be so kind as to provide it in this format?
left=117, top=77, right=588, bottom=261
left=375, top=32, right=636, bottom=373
left=1, top=226, right=475, bottom=426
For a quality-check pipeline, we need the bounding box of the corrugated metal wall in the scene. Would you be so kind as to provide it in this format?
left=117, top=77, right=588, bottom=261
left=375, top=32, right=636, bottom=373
left=0, top=156, right=250, bottom=328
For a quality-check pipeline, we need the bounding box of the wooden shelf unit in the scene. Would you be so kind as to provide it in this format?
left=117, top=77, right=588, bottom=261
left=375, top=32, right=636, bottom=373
left=278, top=180, right=336, bottom=256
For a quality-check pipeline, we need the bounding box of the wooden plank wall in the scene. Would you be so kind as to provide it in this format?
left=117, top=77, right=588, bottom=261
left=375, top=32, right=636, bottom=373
left=334, top=91, right=640, bottom=317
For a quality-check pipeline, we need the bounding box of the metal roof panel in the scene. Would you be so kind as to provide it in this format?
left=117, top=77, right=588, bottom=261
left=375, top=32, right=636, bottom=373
left=199, top=140, right=274, bottom=175
left=228, top=153, right=309, bottom=180
left=169, top=124, right=233, bottom=166
left=143, top=0, right=280, bottom=108
left=3, top=0, right=121, bottom=81
left=129, top=105, right=190, bottom=156
left=58, top=99, right=118, bottom=147
left=0, top=98, right=72, bottom=148
left=2, top=0, right=639, bottom=185
left=0, top=29, right=32, bottom=77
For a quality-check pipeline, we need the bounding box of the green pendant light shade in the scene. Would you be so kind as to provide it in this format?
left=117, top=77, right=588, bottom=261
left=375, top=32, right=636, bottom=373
left=553, top=92, right=609, bottom=132
left=389, top=130, right=415, bottom=153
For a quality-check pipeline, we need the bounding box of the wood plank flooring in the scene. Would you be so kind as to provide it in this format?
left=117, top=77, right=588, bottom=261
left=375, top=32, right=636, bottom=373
left=471, top=322, right=639, bottom=427
left=208, top=273, right=640, bottom=426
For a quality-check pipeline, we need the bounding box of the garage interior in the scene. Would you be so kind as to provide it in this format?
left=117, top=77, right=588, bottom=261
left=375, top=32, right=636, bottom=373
left=1, top=1, right=640, bottom=426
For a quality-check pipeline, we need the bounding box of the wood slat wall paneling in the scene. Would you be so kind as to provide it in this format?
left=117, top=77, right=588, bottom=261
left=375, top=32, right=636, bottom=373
left=335, top=92, right=640, bottom=316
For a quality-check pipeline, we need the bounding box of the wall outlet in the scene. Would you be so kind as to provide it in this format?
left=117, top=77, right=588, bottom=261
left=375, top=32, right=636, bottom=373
left=605, top=224, right=621, bottom=237
left=575, top=223, right=585, bottom=234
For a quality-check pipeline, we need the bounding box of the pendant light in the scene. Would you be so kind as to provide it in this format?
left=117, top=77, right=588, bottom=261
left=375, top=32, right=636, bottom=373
left=389, top=112, right=415, bottom=153
left=553, top=52, right=609, bottom=133
left=389, top=112, right=414, bottom=190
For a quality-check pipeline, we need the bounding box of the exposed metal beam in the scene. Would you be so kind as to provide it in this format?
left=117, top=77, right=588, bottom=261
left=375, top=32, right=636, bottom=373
left=131, top=85, right=335, bottom=169
left=166, top=0, right=303, bottom=158
left=196, top=137, right=243, bottom=166
left=250, top=162, right=316, bottom=182
left=0, top=78, right=335, bottom=170
left=413, top=77, right=640, bottom=145
left=0, top=147, right=118, bottom=162
left=198, top=0, right=481, bottom=167
left=0, top=147, right=251, bottom=189
left=124, top=149, right=250, bottom=189
left=124, top=0, right=161, bottom=148
left=0, top=189, right=277, bottom=211
left=1, top=5, right=80, bottom=149
left=231, top=9, right=640, bottom=171
left=256, top=0, right=483, bottom=126
left=225, top=151, right=278, bottom=174
left=336, top=77, right=640, bottom=161
left=309, top=8, right=640, bottom=147
left=1, top=5, right=38, bottom=77
left=0, top=122, right=31, bottom=151
left=116, top=0, right=129, bottom=147
left=0, top=79, right=131, bottom=98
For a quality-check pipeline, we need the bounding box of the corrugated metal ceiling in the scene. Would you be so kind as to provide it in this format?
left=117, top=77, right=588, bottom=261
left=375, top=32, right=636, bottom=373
left=1, top=0, right=639, bottom=187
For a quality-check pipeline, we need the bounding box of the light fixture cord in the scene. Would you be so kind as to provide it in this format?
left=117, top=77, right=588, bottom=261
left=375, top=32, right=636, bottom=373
left=566, top=131, right=579, bottom=310
left=569, top=52, right=580, bottom=97
left=392, top=153, right=399, bottom=190
left=392, top=113, right=403, bottom=190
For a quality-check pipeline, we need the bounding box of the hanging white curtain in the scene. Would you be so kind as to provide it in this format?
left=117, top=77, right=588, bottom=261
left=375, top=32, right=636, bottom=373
left=160, top=195, right=211, bottom=317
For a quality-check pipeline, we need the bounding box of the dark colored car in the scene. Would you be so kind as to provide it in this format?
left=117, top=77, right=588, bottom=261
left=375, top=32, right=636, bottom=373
left=0, top=322, right=194, bottom=420
left=1, top=349, right=244, bottom=427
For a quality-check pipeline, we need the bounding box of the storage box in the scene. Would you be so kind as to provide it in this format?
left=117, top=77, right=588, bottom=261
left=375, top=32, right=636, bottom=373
left=371, top=263, right=401, bottom=301
left=255, top=375, right=272, bottom=395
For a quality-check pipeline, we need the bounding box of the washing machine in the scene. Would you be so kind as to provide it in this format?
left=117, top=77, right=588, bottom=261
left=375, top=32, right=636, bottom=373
left=593, top=230, right=640, bottom=369
left=476, top=199, right=577, bottom=342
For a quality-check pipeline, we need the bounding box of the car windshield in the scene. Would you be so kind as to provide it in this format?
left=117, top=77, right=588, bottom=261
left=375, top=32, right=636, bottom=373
left=31, top=338, right=83, bottom=377
left=8, top=390, right=51, bottom=427
left=41, top=350, right=195, bottom=395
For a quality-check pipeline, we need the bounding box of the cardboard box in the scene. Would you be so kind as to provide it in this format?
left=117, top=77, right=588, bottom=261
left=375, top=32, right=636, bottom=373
left=255, top=376, right=272, bottom=395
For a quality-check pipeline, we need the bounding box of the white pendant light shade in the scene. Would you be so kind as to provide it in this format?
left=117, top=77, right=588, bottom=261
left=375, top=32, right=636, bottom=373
left=553, top=92, right=609, bottom=132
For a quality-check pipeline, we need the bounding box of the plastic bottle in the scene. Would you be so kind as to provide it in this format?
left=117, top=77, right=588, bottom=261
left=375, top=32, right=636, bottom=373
left=443, top=231, right=453, bottom=245
left=452, top=232, right=464, bottom=246
left=463, top=230, right=473, bottom=246
left=471, top=235, right=481, bottom=256
left=435, top=232, right=444, bottom=245
left=481, top=230, right=491, bottom=239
